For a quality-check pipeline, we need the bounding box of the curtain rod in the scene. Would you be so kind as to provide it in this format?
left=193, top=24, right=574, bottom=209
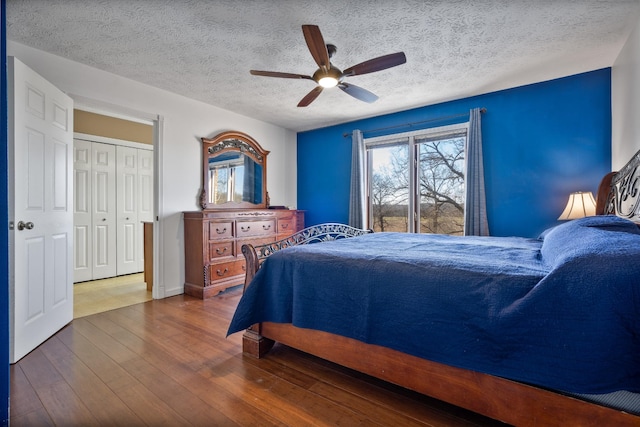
left=342, top=107, right=487, bottom=138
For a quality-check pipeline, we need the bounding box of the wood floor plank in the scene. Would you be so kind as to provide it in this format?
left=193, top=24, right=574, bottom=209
left=9, top=407, right=54, bottom=427
left=8, top=364, right=49, bottom=421
left=16, top=345, right=65, bottom=390
left=118, top=351, right=239, bottom=426
left=205, top=352, right=386, bottom=427
left=23, top=369, right=98, bottom=427
left=116, top=383, right=193, bottom=426
left=37, top=379, right=98, bottom=426
left=263, top=344, right=489, bottom=426
left=240, top=346, right=433, bottom=426
left=55, top=323, right=192, bottom=425
left=39, top=335, right=144, bottom=426
left=75, top=301, right=280, bottom=426
left=14, top=345, right=98, bottom=426
left=79, top=315, right=237, bottom=425
left=99, top=306, right=286, bottom=426
left=55, top=324, right=139, bottom=392
left=68, top=318, right=141, bottom=364
left=102, top=307, right=222, bottom=371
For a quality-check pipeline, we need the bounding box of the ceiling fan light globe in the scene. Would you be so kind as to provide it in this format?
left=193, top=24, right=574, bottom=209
left=319, top=76, right=339, bottom=88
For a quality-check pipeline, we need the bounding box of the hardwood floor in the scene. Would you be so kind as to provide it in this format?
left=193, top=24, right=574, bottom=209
left=11, top=286, right=507, bottom=426
left=74, top=273, right=152, bottom=318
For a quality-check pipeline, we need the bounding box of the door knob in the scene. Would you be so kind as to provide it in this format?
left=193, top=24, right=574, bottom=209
left=17, top=221, right=34, bottom=231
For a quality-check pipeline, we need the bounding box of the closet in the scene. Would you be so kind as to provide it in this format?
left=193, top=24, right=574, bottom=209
left=73, top=137, right=153, bottom=282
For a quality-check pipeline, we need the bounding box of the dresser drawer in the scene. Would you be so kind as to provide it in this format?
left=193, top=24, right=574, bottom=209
left=208, top=221, right=234, bottom=240
left=236, top=219, right=276, bottom=237
left=278, top=217, right=296, bottom=235
left=208, top=240, right=235, bottom=261
left=208, top=260, right=245, bottom=283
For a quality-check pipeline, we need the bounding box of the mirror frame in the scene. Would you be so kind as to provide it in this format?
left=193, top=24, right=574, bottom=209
left=200, top=131, right=270, bottom=210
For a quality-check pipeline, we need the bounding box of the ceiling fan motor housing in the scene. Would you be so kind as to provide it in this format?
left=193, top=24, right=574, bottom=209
left=326, top=44, right=337, bottom=58
left=313, top=65, right=343, bottom=87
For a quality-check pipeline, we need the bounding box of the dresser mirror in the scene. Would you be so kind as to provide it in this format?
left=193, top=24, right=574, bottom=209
left=200, top=131, right=269, bottom=210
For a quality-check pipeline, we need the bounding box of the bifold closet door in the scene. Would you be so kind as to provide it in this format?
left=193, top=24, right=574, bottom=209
left=74, top=141, right=150, bottom=282
left=73, top=140, right=117, bottom=281
left=91, top=142, right=117, bottom=280
left=73, top=139, right=93, bottom=282
left=116, top=146, right=140, bottom=275
left=137, top=148, right=154, bottom=271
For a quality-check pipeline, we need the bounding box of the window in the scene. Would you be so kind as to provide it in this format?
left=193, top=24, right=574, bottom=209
left=365, top=123, right=468, bottom=235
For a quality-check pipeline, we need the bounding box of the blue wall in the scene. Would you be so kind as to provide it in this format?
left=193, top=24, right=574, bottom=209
left=298, top=69, right=612, bottom=238
left=1, top=0, right=10, bottom=424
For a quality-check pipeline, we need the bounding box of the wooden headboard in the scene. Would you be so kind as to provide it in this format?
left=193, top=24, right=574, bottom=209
left=595, top=149, right=640, bottom=223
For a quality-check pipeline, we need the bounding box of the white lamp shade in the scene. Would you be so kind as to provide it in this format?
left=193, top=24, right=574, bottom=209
left=558, top=191, right=597, bottom=220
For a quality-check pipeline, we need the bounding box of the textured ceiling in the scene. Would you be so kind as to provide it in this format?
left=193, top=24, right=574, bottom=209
left=6, top=0, right=640, bottom=132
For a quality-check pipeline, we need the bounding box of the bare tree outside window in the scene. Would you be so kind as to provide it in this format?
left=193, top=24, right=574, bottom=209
left=369, top=146, right=408, bottom=232
left=418, top=138, right=465, bottom=235
left=367, top=133, right=466, bottom=235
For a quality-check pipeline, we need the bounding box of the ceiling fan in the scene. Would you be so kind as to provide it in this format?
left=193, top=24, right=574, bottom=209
left=250, top=25, right=407, bottom=107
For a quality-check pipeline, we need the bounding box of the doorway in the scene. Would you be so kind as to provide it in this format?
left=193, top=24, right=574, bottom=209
left=72, top=108, right=157, bottom=317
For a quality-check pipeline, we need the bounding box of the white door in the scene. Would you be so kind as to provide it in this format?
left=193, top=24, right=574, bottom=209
left=92, top=142, right=117, bottom=279
left=73, top=139, right=93, bottom=282
left=138, top=148, right=154, bottom=222
left=137, top=148, right=154, bottom=271
left=116, top=146, right=139, bottom=275
left=8, top=57, right=74, bottom=363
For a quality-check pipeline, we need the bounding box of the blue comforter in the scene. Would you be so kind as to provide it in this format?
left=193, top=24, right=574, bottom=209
left=228, top=215, right=640, bottom=394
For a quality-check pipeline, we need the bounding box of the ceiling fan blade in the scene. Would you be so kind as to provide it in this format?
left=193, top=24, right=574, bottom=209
left=250, top=70, right=314, bottom=80
left=342, top=52, right=407, bottom=77
left=302, top=25, right=330, bottom=72
left=338, top=82, right=378, bottom=103
left=297, top=86, right=323, bottom=107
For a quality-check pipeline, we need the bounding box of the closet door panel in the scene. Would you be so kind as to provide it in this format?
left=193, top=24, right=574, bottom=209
left=73, top=139, right=92, bottom=282
left=117, top=146, right=140, bottom=275
left=138, top=149, right=153, bottom=221
left=122, top=222, right=136, bottom=263
left=92, top=142, right=117, bottom=279
left=137, top=148, right=153, bottom=271
left=94, top=223, right=111, bottom=267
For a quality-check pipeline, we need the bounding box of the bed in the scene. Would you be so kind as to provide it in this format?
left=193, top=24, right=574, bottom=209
left=227, top=150, right=640, bottom=426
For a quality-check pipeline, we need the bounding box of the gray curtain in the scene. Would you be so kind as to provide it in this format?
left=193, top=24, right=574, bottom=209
left=464, top=108, right=490, bottom=236
left=348, top=129, right=366, bottom=228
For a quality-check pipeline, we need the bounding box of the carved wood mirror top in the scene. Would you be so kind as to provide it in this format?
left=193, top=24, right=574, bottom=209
left=200, top=131, right=269, bottom=210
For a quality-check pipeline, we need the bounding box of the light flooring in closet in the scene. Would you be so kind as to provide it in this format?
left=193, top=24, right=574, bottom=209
left=73, top=273, right=152, bottom=318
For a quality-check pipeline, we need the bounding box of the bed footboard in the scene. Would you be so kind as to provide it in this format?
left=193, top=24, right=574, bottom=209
left=240, top=223, right=372, bottom=357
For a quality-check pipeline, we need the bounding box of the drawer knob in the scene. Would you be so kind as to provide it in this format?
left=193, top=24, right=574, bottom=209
left=216, top=247, right=228, bottom=255
left=262, top=224, right=271, bottom=230
left=281, top=223, right=289, bottom=229
left=216, top=227, right=227, bottom=234
left=241, top=226, right=251, bottom=232
left=216, top=268, right=229, bottom=277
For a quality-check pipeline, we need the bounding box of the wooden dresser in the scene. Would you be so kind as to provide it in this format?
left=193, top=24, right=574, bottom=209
left=183, top=209, right=304, bottom=298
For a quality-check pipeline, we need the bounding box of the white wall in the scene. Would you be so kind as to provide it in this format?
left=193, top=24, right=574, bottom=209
left=612, top=15, right=640, bottom=170
left=8, top=41, right=297, bottom=298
